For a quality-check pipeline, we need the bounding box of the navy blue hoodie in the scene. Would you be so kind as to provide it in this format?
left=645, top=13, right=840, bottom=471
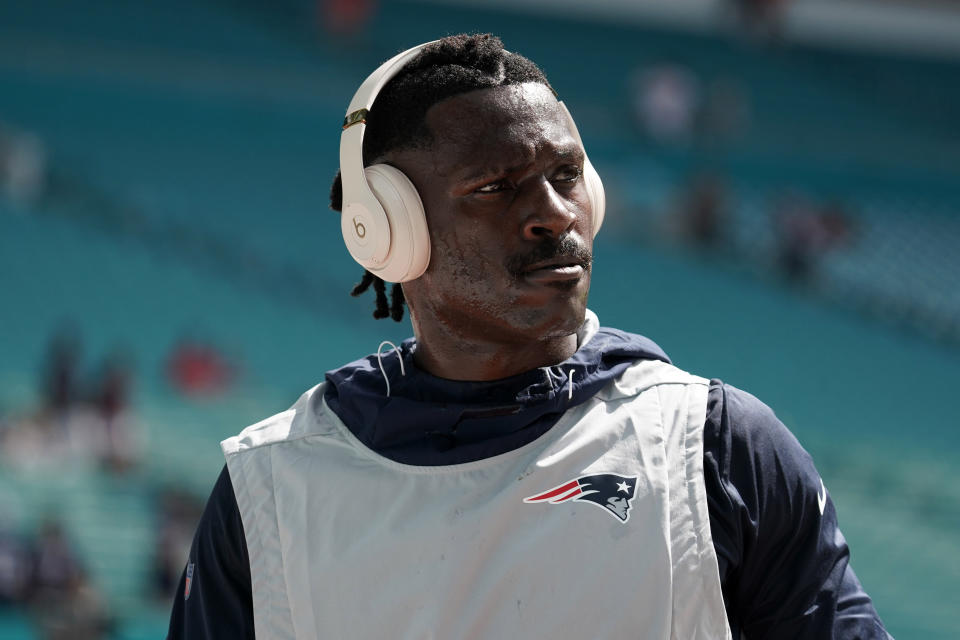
left=168, top=327, right=890, bottom=639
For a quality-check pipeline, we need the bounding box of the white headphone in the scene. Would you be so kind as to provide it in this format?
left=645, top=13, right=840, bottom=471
left=339, top=41, right=606, bottom=283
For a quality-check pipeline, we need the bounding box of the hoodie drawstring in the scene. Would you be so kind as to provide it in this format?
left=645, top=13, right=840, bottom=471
left=376, top=341, right=405, bottom=397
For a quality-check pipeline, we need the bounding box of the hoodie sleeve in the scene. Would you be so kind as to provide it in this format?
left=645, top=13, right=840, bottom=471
left=167, top=465, right=254, bottom=640
left=702, top=381, right=892, bottom=639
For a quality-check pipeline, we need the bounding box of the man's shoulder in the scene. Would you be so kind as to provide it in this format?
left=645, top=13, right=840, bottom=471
left=600, top=357, right=711, bottom=402
left=220, top=382, right=333, bottom=456
left=704, top=381, right=809, bottom=461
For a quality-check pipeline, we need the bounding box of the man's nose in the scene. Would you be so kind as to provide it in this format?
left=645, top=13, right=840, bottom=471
left=519, top=177, right=579, bottom=241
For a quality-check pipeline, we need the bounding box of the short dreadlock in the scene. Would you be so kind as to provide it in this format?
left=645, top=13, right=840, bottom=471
left=330, top=33, right=552, bottom=321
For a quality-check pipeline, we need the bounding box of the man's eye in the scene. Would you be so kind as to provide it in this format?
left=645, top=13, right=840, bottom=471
left=476, top=180, right=508, bottom=193
left=553, top=166, right=583, bottom=183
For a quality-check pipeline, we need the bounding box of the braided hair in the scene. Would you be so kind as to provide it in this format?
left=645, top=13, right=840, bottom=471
left=329, top=34, right=552, bottom=321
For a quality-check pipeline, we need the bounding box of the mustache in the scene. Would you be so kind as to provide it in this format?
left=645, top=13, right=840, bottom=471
left=505, top=235, right=593, bottom=277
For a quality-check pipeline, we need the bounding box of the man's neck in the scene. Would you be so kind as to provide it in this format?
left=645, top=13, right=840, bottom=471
left=411, top=330, right=579, bottom=382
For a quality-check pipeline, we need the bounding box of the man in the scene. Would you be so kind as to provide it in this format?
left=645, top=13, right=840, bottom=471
left=168, top=34, right=891, bottom=639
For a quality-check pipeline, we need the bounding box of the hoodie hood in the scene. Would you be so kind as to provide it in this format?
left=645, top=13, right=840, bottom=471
left=324, top=310, right=670, bottom=466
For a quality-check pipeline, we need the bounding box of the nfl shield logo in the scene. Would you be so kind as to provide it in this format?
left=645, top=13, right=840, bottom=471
left=184, top=562, right=195, bottom=601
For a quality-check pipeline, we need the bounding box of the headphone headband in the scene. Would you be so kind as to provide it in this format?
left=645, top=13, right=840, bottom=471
left=344, top=41, right=440, bottom=125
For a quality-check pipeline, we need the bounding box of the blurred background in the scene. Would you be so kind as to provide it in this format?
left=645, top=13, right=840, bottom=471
left=0, top=0, right=958, bottom=637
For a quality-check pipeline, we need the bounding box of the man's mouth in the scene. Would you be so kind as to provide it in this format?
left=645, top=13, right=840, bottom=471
left=521, top=259, right=587, bottom=284
left=507, top=236, right=593, bottom=285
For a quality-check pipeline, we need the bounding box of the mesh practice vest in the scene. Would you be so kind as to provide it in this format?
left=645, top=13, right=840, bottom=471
left=222, top=358, right=731, bottom=640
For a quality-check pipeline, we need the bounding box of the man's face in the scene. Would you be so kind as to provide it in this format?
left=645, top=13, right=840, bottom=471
left=393, top=83, right=594, bottom=348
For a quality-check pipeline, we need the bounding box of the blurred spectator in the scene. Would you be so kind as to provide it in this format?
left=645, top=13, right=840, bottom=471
left=40, top=326, right=81, bottom=419
left=679, top=174, right=731, bottom=250
left=698, top=76, right=752, bottom=144
left=631, top=63, right=701, bottom=147
left=321, top=0, right=378, bottom=36
left=728, top=0, right=788, bottom=42
left=84, top=352, right=140, bottom=473
left=150, top=489, right=205, bottom=601
left=28, top=519, right=111, bottom=640
left=1, top=328, right=83, bottom=469
left=30, top=519, right=83, bottom=601
left=33, top=573, right=111, bottom=640
left=775, top=195, right=855, bottom=284
left=166, top=337, right=235, bottom=398
left=0, top=121, right=47, bottom=204
left=0, top=521, right=33, bottom=606
left=2, top=334, right=142, bottom=472
left=0, top=412, right=72, bottom=469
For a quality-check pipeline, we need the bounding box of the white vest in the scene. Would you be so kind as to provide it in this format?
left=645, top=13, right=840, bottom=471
left=222, top=359, right=731, bottom=640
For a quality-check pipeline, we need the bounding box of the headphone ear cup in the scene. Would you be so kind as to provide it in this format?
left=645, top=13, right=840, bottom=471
left=362, top=163, right=431, bottom=283
left=582, top=158, right=605, bottom=236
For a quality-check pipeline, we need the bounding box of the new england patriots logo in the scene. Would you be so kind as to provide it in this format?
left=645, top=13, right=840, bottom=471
left=523, top=473, right=638, bottom=523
